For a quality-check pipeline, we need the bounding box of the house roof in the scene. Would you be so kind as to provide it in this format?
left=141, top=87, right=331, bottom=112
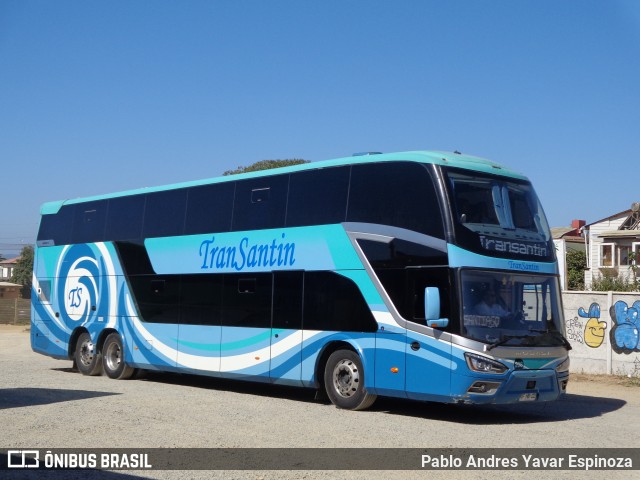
left=582, top=209, right=632, bottom=229
left=551, top=227, right=584, bottom=242
left=0, top=257, right=20, bottom=266
left=551, top=227, right=573, bottom=238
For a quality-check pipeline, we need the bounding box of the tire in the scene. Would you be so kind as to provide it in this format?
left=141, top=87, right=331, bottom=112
left=102, top=333, right=136, bottom=380
left=74, top=332, right=102, bottom=376
left=324, top=349, right=377, bottom=411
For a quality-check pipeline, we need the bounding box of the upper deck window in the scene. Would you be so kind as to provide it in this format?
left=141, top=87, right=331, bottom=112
left=347, top=162, right=444, bottom=238
left=444, top=168, right=554, bottom=262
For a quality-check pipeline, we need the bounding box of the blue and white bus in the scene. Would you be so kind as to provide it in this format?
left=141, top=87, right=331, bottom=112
left=31, top=151, right=570, bottom=410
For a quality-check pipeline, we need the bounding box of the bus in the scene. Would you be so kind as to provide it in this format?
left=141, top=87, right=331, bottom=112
left=31, top=150, right=570, bottom=410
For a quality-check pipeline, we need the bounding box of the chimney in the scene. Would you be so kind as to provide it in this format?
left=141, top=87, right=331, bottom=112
left=571, top=219, right=586, bottom=230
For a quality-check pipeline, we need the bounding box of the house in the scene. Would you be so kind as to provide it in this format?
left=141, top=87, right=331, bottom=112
left=552, top=220, right=586, bottom=290
left=0, top=257, right=19, bottom=282
left=0, top=281, right=22, bottom=299
left=581, top=204, right=640, bottom=289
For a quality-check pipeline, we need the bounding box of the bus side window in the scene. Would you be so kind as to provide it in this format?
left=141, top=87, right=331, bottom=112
left=143, top=189, right=187, bottom=238
left=106, top=195, right=145, bottom=242
left=286, top=167, right=350, bottom=227
left=303, top=272, right=377, bottom=333
left=184, top=182, right=235, bottom=235
left=272, top=271, right=303, bottom=330
left=221, top=273, right=272, bottom=328
left=72, top=201, right=107, bottom=244
left=232, top=175, right=288, bottom=231
left=180, top=274, right=223, bottom=326
left=37, top=205, right=75, bottom=246
left=347, top=162, right=445, bottom=238
left=130, top=275, right=181, bottom=324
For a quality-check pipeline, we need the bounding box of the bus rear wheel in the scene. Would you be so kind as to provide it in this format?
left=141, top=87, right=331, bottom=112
left=75, top=332, right=103, bottom=376
left=102, top=333, right=136, bottom=380
left=324, top=349, right=376, bottom=411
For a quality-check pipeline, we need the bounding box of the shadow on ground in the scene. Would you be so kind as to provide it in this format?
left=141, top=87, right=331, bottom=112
left=0, top=387, right=120, bottom=410
left=86, top=369, right=627, bottom=425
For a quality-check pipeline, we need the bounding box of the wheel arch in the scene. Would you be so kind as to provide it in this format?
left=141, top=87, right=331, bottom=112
left=314, top=339, right=367, bottom=391
left=95, top=328, right=119, bottom=354
left=68, top=327, right=90, bottom=360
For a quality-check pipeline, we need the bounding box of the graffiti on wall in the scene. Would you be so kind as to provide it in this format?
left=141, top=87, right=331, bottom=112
left=578, top=303, right=607, bottom=348
left=610, top=300, right=640, bottom=354
left=567, top=316, right=584, bottom=345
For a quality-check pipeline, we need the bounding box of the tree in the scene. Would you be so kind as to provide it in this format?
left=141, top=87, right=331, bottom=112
left=223, top=159, right=309, bottom=176
left=11, top=245, right=34, bottom=297
left=566, top=249, right=586, bottom=290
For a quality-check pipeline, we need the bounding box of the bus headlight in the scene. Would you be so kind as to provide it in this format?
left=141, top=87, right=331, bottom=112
left=556, top=356, right=570, bottom=373
left=464, top=352, right=508, bottom=374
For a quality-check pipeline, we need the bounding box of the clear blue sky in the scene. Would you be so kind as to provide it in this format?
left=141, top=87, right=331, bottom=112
left=1, top=1, right=639, bottom=257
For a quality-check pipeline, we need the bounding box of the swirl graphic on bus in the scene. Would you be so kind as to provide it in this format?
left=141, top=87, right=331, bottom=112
left=57, top=244, right=103, bottom=325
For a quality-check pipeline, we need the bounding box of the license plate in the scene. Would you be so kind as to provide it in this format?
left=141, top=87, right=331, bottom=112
left=519, top=393, right=538, bottom=402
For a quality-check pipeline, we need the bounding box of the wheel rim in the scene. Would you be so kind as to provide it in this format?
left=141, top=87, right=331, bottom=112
left=105, top=341, right=122, bottom=372
left=332, top=358, right=360, bottom=398
left=79, top=338, right=96, bottom=367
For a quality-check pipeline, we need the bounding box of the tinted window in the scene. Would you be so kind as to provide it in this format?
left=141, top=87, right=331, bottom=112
left=221, top=273, right=272, bottom=328
left=106, top=195, right=145, bottom=242
left=374, top=269, right=408, bottom=317
left=358, top=238, right=447, bottom=268
left=143, top=189, right=188, bottom=238
left=272, top=271, right=303, bottom=329
left=347, top=162, right=444, bottom=238
left=286, top=167, right=349, bottom=227
left=71, top=201, right=107, bottom=244
left=37, top=205, right=75, bottom=245
left=181, top=274, right=223, bottom=325
left=445, top=168, right=554, bottom=262
left=374, top=267, right=456, bottom=330
left=232, top=176, right=288, bottom=231
left=114, top=242, right=154, bottom=275
left=185, top=182, right=235, bottom=235
left=303, top=272, right=377, bottom=332
left=130, top=275, right=181, bottom=324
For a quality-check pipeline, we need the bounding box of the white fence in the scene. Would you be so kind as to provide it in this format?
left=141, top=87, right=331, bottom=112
left=562, top=291, right=640, bottom=376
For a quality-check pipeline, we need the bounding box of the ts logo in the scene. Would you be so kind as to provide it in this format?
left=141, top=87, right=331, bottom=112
left=68, top=287, right=84, bottom=308
left=7, top=450, right=39, bottom=468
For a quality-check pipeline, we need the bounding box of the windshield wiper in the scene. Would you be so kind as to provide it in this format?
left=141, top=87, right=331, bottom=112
left=486, top=334, right=536, bottom=351
left=527, top=329, right=573, bottom=350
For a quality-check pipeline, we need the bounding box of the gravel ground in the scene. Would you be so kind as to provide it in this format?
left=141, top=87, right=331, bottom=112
left=1, top=325, right=639, bottom=480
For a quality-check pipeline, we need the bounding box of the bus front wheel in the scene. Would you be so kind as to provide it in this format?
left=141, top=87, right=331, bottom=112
left=102, top=333, right=136, bottom=380
left=74, top=332, right=102, bottom=376
left=324, top=350, right=376, bottom=411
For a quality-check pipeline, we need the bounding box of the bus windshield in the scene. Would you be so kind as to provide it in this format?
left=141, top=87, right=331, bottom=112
left=461, top=270, right=566, bottom=348
left=445, top=169, right=554, bottom=262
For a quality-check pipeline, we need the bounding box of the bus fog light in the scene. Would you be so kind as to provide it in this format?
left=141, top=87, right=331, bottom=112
left=467, top=381, right=501, bottom=394
left=464, top=352, right=508, bottom=374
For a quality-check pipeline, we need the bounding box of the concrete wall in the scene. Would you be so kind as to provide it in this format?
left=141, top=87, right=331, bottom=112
left=563, top=291, right=640, bottom=376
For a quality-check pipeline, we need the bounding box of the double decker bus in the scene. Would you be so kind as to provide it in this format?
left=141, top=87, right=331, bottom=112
left=31, top=150, right=570, bottom=410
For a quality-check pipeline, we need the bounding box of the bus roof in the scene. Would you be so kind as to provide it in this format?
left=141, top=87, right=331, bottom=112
left=40, top=150, right=528, bottom=215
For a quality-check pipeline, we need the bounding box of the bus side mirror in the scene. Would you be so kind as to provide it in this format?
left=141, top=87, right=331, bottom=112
left=425, top=287, right=449, bottom=328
